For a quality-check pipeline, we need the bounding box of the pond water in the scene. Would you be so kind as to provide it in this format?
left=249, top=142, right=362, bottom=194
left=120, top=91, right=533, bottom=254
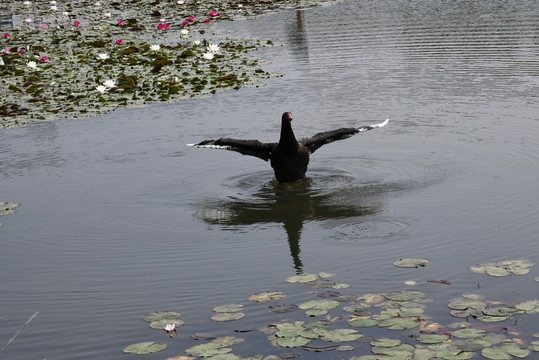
left=1, top=0, right=538, bottom=358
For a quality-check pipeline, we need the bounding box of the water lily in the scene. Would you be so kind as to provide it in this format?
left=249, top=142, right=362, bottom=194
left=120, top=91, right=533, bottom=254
left=180, top=29, right=189, bottom=37
left=3, top=33, right=10, bottom=39
left=97, top=53, right=109, bottom=60
left=1, top=48, right=9, bottom=54
left=238, top=4, right=243, bottom=8
left=207, top=44, right=220, bottom=53
left=23, top=1, right=31, bottom=6
left=62, top=11, right=69, bottom=16
left=208, top=10, right=220, bottom=17
left=115, top=38, right=124, bottom=44
left=39, top=56, right=49, bottom=62
left=103, top=79, right=116, bottom=88
left=18, top=48, right=26, bottom=54
left=72, top=20, right=81, bottom=27
left=94, top=2, right=101, bottom=6
left=50, top=1, right=56, bottom=4
left=177, top=0, right=184, bottom=4
left=203, top=18, right=210, bottom=23
left=188, top=15, right=195, bottom=21
left=95, top=85, right=107, bottom=94
left=117, top=19, right=124, bottom=25
left=0, top=57, right=4, bottom=66
left=157, top=23, right=170, bottom=29
left=27, top=61, right=37, bottom=69
left=164, top=323, right=176, bottom=332
left=104, top=12, right=111, bottom=18
left=202, top=52, right=214, bottom=60
left=25, top=18, right=32, bottom=23
left=193, top=40, right=200, bottom=46
left=41, top=24, right=48, bottom=28
left=181, top=21, right=189, bottom=26
left=150, top=44, right=160, bottom=51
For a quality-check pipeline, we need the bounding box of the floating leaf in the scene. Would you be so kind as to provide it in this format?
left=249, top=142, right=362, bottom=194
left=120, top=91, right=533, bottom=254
left=318, top=328, right=363, bottom=342
left=370, top=338, right=401, bottom=347
left=451, top=328, right=486, bottom=338
left=212, top=304, right=244, bottom=313
left=0, top=202, right=19, bottom=216
left=515, top=299, right=539, bottom=313
left=285, top=274, right=317, bottom=283
left=143, top=311, right=181, bottom=322
left=359, top=293, right=385, bottom=304
left=378, top=316, right=421, bottom=330
left=318, top=272, right=336, bottom=278
left=248, top=291, right=286, bottom=302
left=348, top=317, right=378, bottom=327
left=298, top=300, right=339, bottom=316
left=393, top=258, right=431, bottom=268
left=302, top=344, right=339, bottom=352
left=149, top=319, right=185, bottom=329
left=481, top=347, right=512, bottom=360
left=268, top=304, right=298, bottom=313
left=417, top=333, right=450, bottom=344
left=304, top=279, right=335, bottom=288
left=276, top=336, right=311, bottom=348
left=186, top=336, right=243, bottom=357
left=211, top=312, right=245, bottom=322
left=123, top=341, right=167, bottom=354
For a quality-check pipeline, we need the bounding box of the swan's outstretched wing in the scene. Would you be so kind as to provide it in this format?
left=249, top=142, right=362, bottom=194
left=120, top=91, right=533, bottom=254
left=187, top=138, right=275, bottom=161
left=301, top=119, right=389, bottom=154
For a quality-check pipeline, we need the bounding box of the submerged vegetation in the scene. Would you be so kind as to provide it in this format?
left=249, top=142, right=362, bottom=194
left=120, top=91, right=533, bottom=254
left=0, top=0, right=340, bottom=128
left=125, top=259, right=539, bottom=359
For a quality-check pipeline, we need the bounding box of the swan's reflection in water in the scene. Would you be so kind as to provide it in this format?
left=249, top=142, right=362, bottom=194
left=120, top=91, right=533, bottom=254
left=195, top=171, right=386, bottom=273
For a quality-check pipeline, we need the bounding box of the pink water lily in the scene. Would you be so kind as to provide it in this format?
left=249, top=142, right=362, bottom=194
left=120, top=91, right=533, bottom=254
left=2, top=33, right=9, bottom=39
left=72, top=20, right=81, bottom=27
left=188, top=15, right=195, bottom=21
left=117, top=19, right=124, bottom=25
left=181, top=21, right=189, bottom=26
left=1, top=48, right=9, bottom=54
left=203, top=18, right=210, bottom=23
left=41, top=24, right=48, bottom=28
left=157, top=23, right=170, bottom=29
left=39, top=56, right=49, bottom=62
left=207, top=10, right=220, bottom=16
left=18, top=48, right=26, bottom=53
left=115, top=38, right=124, bottom=44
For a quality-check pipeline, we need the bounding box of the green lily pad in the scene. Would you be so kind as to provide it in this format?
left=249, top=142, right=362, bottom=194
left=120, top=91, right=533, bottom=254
left=186, top=336, right=243, bottom=357
left=318, top=328, right=363, bottom=342
left=318, top=272, right=336, bottom=278
left=298, top=299, right=339, bottom=316
left=348, top=317, right=378, bottom=327
left=501, top=344, right=531, bottom=358
left=481, top=347, right=512, bottom=360
left=212, top=304, right=244, bottom=313
left=515, top=299, right=539, bottom=312
left=248, top=291, right=286, bottom=302
left=393, top=258, right=431, bottom=268
left=285, top=274, right=317, bottom=283
left=268, top=304, right=299, bottom=313
left=448, top=296, right=487, bottom=310
left=451, top=328, right=486, bottom=338
left=378, top=316, right=421, bottom=330
left=276, top=336, right=311, bottom=348
left=149, top=318, right=185, bottom=329
left=417, top=333, right=450, bottom=344
left=211, top=312, right=245, bottom=322
left=304, top=279, right=335, bottom=288
left=123, top=341, right=167, bottom=354
left=143, top=311, right=181, bottom=322
left=534, top=275, right=539, bottom=283
left=370, top=338, right=401, bottom=347
left=413, top=348, right=437, bottom=360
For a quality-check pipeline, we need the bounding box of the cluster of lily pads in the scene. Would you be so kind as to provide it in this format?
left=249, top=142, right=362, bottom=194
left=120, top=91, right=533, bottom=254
left=0, top=0, right=340, bottom=128
left=0, top=202, right=19, bottom=227
left=124, top=258, right=539, bottom=359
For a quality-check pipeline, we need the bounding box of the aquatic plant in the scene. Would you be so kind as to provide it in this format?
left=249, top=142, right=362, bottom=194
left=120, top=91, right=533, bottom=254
left=125, top=260, right=539, bottom=358
left=0, top=0, right=340, bottom=128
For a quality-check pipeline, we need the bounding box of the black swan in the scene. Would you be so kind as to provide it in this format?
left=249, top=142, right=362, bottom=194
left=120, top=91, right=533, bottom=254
left=187, top=112, right=389, bottom=183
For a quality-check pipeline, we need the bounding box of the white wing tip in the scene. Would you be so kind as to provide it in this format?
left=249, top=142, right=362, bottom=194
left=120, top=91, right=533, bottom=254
left=187, top=143, right=232, bottom=150
left=375, top=118, right=389, bottom=128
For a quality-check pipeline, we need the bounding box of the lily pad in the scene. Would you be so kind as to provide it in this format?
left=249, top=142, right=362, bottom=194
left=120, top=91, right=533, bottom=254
left=318, top=328, right=363, bottom=342
left=298, top=299, right=339, bottom=316
left=211, top=312, right=245, bottom=322
left=268, top=304, right=299, bottom=313
left=451, top=328, right=486, bottom=338
left=276, top=336, right=311, bottom=348
left=348, top=317, right=378, bottom=327
left=143, top=311, right=181, bottom=322
left=393, top=258, right=431, bottom=268
left=285, top=274, right=317, bottom=283
left=248, top=291, right=286, bottom=302
left=212, top=304, right=244, bottom=313
left=149, top=319, right=185, bottom=330
left=370, top=338, right=401, bottom=347
left=378, top=316, right=421, bottom=330
left=0, top=202, right=19, bottom=216
left=123, top=341, right=167, bottom=354
left=481, top=347, right=512, bottom=360
left=186, top=336, right=243, bottom=357
left=417, top=333, right=450, bottom=344
left=515, top=299, right=539, bottom=313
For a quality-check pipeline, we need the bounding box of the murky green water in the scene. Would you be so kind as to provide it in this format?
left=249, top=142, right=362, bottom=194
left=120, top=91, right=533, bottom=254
left=1, top=0, right=538, bottom=358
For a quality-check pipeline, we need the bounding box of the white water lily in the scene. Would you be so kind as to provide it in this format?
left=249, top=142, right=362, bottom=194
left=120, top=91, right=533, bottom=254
left=0, top=57, right=4, bottom=66
left=97, top=53, right=109, bottom=60
left=96, top=85, right=107, bottom=94
left=150, top=44, right=160, bottom=51
left=180, top=29, right=189, bottom=37
left=25, top=18, right=32, bottom=23
left=27, top=61, right=37, bottom=69
left=164, top=323, right=176, bottom=332
left=23, top=1, right=31, bottom=6
left=202, top=52, right=214, bottom=60
left=104, top=12, right=111, bottom=18
left=50, top=5, right=58, bottom=10
left=207, top=44, right=220, bottom=53
left=193, top=40, right=201, bottom=46
left=103, top=79, right=116, bottom=88
left=177, top=0, right=184, bottom=4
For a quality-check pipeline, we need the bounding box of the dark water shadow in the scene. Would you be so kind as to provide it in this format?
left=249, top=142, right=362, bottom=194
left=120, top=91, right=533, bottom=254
left=194, top=170, right=397, bottom=273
